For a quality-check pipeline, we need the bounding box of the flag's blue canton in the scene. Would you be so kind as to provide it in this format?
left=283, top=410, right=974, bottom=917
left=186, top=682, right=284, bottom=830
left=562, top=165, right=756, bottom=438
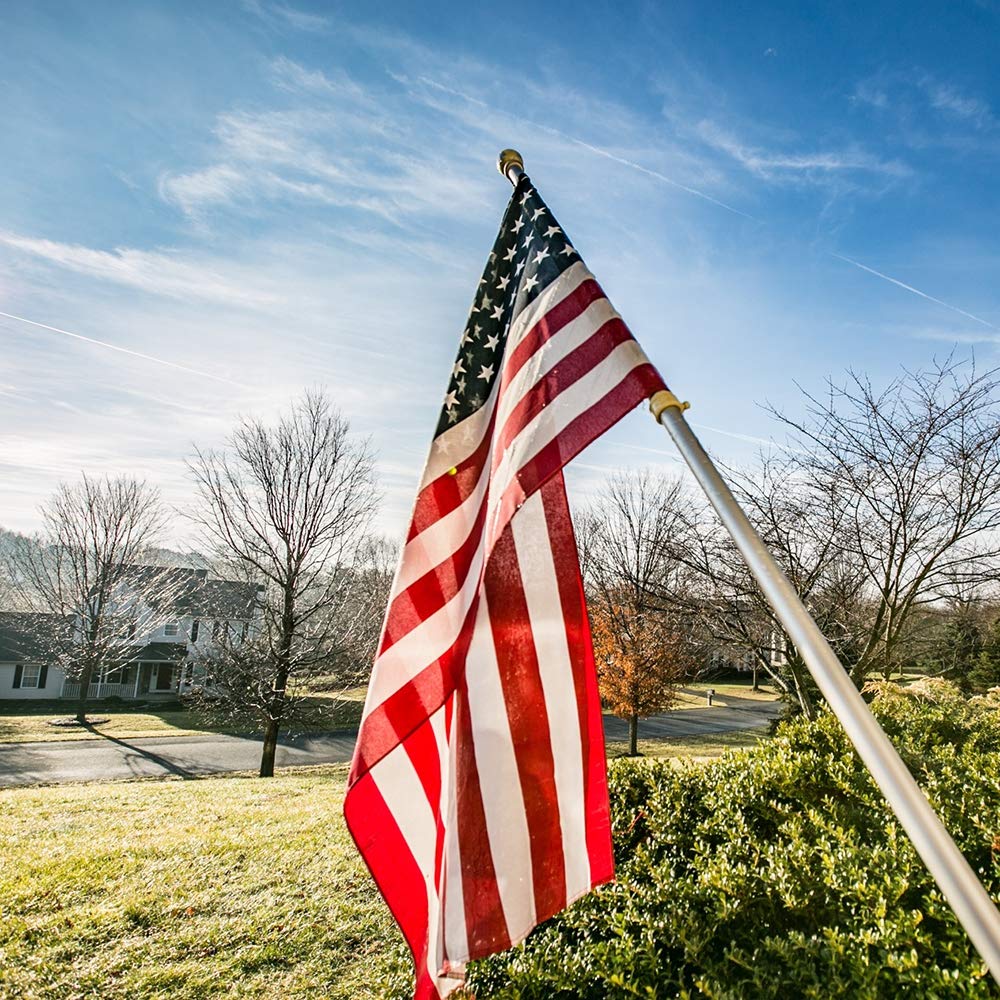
left=435, top=174, right=581, bottom=438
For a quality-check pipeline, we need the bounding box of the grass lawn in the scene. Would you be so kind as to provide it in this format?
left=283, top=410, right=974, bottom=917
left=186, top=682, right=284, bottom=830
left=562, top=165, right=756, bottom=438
left=0, top=729, right=768, bottom=999
left=0, top=764, right=410, bottom=1000
left=669, top=680, right=781, bottom=710
left=605, top=724, right=772, bottom=761
left=0, top=696, right=364, bottom=744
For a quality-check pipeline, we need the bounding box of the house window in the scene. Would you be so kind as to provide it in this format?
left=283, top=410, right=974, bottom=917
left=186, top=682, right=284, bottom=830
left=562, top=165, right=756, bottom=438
left=191, top=619, right=200, bottom=643
left=164, top=622, right=180, bottom=637
left=20, top=664, right=41, bottom=688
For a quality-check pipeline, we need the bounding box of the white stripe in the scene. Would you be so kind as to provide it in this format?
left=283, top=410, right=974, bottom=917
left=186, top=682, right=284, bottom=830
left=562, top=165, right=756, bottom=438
left=369, top=738, right=447, bottom=997
left=463, top=590, right=536, bottom=948
left=511, top=493, right=591, bottom=902
left=439, top=694, right=470, bottom=967
left=487, top=339, right=651, bottom=543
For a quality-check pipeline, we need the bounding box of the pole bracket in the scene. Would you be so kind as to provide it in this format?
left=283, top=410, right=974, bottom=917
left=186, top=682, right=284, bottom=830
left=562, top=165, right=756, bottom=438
left=649, top=389, right=691, bottom=422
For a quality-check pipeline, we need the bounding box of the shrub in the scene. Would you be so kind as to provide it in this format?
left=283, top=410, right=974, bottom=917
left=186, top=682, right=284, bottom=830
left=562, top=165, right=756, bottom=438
left=467, top=681, right=1000, bottom=998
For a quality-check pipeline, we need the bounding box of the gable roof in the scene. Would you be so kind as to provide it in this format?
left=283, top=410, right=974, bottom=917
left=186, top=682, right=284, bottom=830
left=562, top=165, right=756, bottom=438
left=0, top=612, right=70, bottom=662
left=120, top=566, right=262, bottom=620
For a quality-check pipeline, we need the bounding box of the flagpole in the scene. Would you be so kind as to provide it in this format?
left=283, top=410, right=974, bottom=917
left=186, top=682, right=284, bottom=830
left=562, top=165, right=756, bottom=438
left=650, top=392, right=1000, bottom=984
left=496, top=149, right=1000, bottom=985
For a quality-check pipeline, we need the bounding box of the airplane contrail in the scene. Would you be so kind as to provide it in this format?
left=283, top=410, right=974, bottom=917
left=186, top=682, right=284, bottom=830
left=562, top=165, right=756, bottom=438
left=419, top=77, right=994, bottom=329
left=830, top=254, right=995, bottom=329
left=0, top=309, right=247, bottom=387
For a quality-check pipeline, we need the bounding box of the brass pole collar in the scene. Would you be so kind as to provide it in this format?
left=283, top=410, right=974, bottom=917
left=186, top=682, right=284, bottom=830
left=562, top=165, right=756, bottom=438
left=649, top=389, right=691, bottom=423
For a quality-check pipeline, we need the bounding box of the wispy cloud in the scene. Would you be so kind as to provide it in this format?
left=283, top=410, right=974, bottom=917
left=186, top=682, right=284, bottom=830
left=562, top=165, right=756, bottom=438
left=0, top=230, right=280, bottom=307
left=241, top=0, right=329, bottom=32
left=695, top=120, right=910, bottom=181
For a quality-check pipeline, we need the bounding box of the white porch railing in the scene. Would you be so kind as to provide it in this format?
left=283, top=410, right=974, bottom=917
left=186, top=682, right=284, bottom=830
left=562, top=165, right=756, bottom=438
left=61, top=682, right=159, bottom=700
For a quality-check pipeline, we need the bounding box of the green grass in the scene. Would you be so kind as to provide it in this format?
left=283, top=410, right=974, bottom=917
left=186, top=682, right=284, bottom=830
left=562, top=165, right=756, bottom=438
left=605, top=724, right=772, bottom=761
left=0, top=727, right=770, bottom=999
left=668, top=681, right=781, bottom=710
left=0, top=696, right=364, bottom=744
left=0, top=764, right=411, bottom=999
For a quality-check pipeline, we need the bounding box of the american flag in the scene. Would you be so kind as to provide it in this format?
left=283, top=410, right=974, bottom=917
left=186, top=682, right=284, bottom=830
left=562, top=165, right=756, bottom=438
left=344, top=171, right=666, bottom=998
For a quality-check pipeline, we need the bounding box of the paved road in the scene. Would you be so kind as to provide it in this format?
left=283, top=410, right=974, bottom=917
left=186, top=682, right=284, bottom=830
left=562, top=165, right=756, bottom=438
left=0, top=702, right=783, bottom=787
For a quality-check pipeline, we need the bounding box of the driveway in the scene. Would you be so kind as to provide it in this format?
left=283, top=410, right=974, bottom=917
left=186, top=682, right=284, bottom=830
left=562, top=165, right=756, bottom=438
left=0, top=701, right=783, bottom=787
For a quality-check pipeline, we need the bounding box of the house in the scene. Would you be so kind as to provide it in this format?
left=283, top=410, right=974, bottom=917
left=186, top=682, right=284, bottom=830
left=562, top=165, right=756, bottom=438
left=0, top=613, right=71, bottom=699
left=0, top=568, right=261, bottom=701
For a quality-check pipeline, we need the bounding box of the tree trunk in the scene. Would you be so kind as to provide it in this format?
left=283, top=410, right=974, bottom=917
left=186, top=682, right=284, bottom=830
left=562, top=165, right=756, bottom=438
left=787, top=659, right=816, bottom=720
left=752, top=661, right=760, bottom=691
left=260, top=718, right=279, bottom=777
left=628, top=713, right=639, bottom=757
left=75, top=662, right=95, bottom=724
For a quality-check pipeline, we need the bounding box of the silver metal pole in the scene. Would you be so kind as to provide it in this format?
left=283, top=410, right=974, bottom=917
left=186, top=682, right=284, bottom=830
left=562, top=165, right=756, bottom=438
left=653, top=393, right=1000, bottom=984
left=496, top=147, right=1000, bottom=982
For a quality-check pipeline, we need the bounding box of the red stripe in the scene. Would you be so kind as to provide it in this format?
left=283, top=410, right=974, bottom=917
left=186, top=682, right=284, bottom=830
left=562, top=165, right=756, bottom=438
left=343, top=768, right=439, bottom=999
left=408, top=411, right=495, bottom=541
left=350, top=594, right=480, bottom=782
left=488, top=363, right=666, bottom=549
left=454, top=677, right=511, bottom=956
left=502, top=278, right=605, bottom=387
left=380, top=494, right=488, bottom=655
left=540, top=478, right=613, bottom=885
left=493, top=317, right=633, bottom=467
left=484, top=524, right=567, bottom=923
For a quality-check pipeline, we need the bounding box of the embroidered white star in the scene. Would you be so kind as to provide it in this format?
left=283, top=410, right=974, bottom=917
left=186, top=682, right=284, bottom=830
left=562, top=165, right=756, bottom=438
left=474, top=323, right=483, bottom=336
left=447, top=409, right=459, bottom=424
left=532, top=248, right=550, bottom=266
left=497, top=274, right=511, bottom=290
left=480, top=294, right=492, bottom=311
left=531, top=206, right=546, bottom=221
left=456, top=376, right=467, bottom=394
left=504, top=244, right=517, bottom=261
left=544, top=225, right=561, bottom=238
left=559, top=244, right=576, bottom=256
left=491, top=304, right=504, bottom=320
left=485, top=333, right=499, bottom=350
left=461, top=329, right=473, bottom=346
left=524, top=274, right=539, bottom=292
left=514, top=257, right=527, bottom=275
left=444, top=390, right=459, bottom=409
left=512, top=217, right=525, bottom=234
left=477, top=363, right=495, bottom=382
left=452, top=359, right=466, bottom=377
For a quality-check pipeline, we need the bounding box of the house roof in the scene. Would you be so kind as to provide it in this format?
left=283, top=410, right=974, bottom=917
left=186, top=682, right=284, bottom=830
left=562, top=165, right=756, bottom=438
left=121, top=566, right=261, bottom=620
left=125, top=642, right=189, bottom=662
left=0, top=612, right=71, bottom=662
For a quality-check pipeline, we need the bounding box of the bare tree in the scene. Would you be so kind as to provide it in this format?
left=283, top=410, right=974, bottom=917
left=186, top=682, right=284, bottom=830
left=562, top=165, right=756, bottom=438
left=187, top=391, right=379, bottom=777
left=767, top=359, right=1000, bottom=686
left=6, top=476, right=171, bottom=722
left=584, top=471, right=697, bottom=754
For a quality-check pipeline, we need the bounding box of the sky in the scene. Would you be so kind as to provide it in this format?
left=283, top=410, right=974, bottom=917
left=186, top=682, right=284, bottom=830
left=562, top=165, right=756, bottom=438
left=2, top=0, right=999, bottom=546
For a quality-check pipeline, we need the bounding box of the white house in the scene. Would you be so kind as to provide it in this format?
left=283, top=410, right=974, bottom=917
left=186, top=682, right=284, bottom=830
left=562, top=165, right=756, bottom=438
left=0, top=569, right=261, bottom=701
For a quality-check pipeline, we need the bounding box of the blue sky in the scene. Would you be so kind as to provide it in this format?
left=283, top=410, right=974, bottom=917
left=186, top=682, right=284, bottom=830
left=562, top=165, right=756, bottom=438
left=2, top=0, right=998, bottom=544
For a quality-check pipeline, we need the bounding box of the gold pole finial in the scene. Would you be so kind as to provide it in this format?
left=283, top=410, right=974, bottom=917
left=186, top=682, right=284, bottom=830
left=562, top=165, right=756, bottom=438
left=497, top=149, right=525, bottom=183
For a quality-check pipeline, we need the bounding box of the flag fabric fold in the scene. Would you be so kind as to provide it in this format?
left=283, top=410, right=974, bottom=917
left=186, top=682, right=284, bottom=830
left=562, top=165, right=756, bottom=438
left=344, top=171, right=666, bottom=998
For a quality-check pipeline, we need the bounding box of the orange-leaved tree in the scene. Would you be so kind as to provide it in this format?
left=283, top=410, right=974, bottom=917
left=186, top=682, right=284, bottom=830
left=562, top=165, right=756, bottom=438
left=582, top=471, right=697, bottom=756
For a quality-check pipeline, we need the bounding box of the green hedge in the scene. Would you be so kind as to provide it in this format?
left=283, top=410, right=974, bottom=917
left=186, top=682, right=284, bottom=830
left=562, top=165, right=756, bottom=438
left=467, top=681, right=1000, bottom=999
